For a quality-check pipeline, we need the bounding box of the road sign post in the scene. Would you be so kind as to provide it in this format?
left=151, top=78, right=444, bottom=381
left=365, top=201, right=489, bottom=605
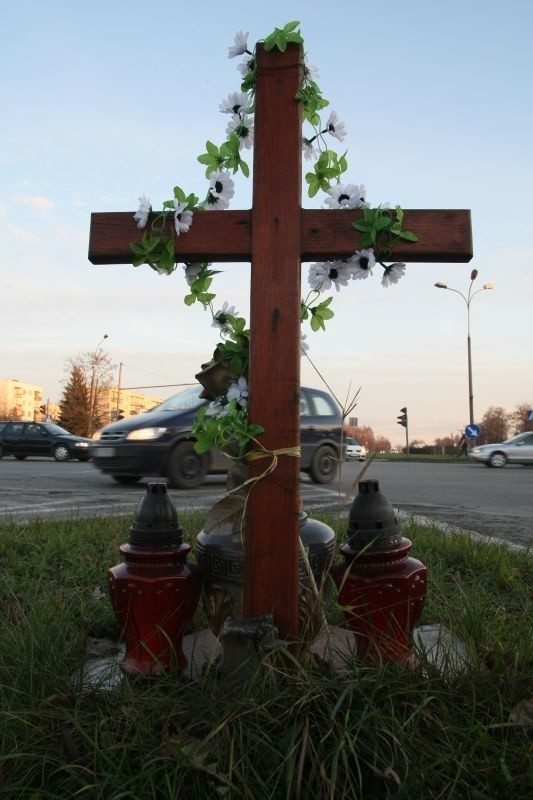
left=464, top=423, right=480, bottom=439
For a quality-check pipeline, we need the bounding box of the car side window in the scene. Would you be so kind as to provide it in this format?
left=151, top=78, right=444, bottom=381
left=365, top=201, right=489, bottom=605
left=9, top=422, right=25, bottom=436
left=310, top=393, right=336, bottom=417
left=299, top=395, right=312, bottom=418
left=26, top=424, right=45, bottom=438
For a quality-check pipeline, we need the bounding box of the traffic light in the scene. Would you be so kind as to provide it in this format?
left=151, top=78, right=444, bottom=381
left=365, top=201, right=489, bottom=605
left=397, top=407, right=407, bottom=427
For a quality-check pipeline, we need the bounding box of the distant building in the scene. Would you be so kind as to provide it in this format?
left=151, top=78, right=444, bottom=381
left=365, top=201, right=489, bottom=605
left=0, top=379, right=42, bottom=421
left=0, top=378, right=162, bottom=426
left=99, top=387, right=163, bottom=423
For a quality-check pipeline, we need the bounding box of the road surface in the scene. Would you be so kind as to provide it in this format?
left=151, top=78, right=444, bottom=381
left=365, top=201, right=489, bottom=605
left=0, top=458, right=530, bottom=548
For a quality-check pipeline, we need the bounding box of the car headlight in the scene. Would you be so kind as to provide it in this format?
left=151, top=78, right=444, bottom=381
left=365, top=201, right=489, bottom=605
left=74, top=442, right=90, bottom=448
left=471, top=447, right=481, bottom=454
left=126, top=427, right=168, bottom=441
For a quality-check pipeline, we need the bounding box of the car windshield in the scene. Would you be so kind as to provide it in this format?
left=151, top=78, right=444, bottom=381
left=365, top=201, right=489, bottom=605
left=41, top=423, right=72, bottom=435
left=503, top=433, right=527, bottom=445
left=154, top=385, right=205, bottom=412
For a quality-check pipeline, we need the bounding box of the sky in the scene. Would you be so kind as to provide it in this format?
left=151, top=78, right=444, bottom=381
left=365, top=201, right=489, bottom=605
left=1, top=0, right=532, bottom=447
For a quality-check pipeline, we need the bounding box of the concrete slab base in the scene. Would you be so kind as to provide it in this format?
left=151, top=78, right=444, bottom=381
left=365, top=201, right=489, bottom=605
left=73, top=622, right=470, bottom=691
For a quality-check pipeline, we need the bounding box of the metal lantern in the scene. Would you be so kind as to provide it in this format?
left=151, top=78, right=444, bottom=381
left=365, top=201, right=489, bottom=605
left=108, top=483, right=202, bottom=675
left=332, top=479, right=427, bottom=664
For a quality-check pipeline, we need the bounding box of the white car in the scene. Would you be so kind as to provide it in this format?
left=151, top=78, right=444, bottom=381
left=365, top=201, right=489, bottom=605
left=469, top=432, right=533, bottom=468
left=345, top=437, right=366, bottom=461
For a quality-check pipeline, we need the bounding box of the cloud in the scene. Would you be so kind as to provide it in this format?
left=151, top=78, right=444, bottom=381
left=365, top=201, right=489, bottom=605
left=14, top=194, right=55, bottom=212
left=5, top=221, right=39, bottom=242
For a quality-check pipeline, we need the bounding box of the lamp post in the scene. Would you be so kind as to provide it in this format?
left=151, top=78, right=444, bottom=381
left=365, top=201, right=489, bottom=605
left=115, top=361, right=124, bottom=421
left=435, top=270, right=493, bottom=426
left=88, top=334, right=109, bottom=436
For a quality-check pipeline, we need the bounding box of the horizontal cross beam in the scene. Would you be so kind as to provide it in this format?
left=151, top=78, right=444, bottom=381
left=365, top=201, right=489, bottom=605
left=89, top=208, right=472, bottom=265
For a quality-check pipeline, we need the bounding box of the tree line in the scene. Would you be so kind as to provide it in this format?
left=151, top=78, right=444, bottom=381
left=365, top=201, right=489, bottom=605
left=345, top=403, right=532, bottom=455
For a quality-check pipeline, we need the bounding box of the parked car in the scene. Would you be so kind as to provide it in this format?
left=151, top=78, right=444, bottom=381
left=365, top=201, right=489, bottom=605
left=345, top=437, right=366, bottom=461
left=469, top=432, right=533, bottom=468
left=0, top=421, right=92, bottom=462
left=90, top=384, right=344, bottom=488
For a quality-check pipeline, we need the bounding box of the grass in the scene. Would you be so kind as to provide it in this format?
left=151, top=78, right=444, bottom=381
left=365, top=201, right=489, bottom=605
left=0, top=512, right=531, bottom=798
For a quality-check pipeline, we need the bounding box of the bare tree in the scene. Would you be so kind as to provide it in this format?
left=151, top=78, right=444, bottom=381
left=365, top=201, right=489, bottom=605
left=59, top=350, right=115, bottom=436
left=374, top=435, right=391, bottom=452
left=509, top=403, right=533, bottom=434
left=345, top=425, right=376, bottom=452
left=478, top=406, right=509, bottom=444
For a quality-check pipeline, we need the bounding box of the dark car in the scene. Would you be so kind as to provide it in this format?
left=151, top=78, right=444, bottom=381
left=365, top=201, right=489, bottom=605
left=0, top=421, right=92, bottom=462
left=90, top=384, right=344, bottom=488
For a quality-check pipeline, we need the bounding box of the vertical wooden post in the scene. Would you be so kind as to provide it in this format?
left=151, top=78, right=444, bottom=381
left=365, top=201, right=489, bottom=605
left=244, top=44, right=303, bottom=640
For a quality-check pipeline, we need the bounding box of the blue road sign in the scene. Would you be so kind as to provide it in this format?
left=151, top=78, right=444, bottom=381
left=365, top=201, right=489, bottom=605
left=527, top=409, right=533, bottom=422
left=465, top=423, right=480, bottom=438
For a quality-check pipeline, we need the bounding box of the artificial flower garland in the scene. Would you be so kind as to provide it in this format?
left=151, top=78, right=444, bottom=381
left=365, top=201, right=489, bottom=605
left=130, top=21, right=417, bottom=455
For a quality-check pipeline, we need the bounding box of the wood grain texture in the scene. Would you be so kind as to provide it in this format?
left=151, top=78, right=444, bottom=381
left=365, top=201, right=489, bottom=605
left=89, top=208, right=472, bottom=265
left=244, top=44, right=303, bottom=639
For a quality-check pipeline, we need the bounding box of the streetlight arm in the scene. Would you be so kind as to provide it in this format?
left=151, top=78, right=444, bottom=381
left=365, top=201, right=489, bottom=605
left=444, top=286, right=468, bottom=306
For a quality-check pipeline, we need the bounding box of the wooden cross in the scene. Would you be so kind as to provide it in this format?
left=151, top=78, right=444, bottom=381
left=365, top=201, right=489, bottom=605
left=89, top=43, right=472, bottom=641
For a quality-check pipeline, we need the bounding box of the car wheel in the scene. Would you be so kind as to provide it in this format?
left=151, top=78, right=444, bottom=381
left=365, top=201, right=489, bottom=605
left=15, top=455, right=27, bottom=460
left=167, top=441, right=206, bottom=489
left=309, top=445, right=339, bottom=484
left=488, top=452, right=507, bottom=468
left=53, top=444, right=70, bottom=462
left=112, top=475, right=142, bottom=485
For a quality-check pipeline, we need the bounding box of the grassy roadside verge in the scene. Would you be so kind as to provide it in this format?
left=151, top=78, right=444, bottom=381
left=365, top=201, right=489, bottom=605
left=0, top=513, right=531, bottom=798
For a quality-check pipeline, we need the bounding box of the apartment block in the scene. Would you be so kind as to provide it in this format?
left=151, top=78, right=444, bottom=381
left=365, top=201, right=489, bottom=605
left=101, top=387, right=163, bottom=421
left=0, top=379, right=43, bottom=421
left=0, top=379, right=162, bottom=424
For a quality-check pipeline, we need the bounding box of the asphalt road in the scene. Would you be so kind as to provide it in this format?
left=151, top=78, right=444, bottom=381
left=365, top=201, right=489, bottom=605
left=0, top=457, right=531, bottom=548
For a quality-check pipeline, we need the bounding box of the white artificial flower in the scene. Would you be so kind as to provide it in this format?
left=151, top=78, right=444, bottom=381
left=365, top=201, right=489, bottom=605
left=381, top=262, right=406, bottom=287
left=300, top=333, right=309, bottom=356
left=206, top=170, right=235, bottom=210
left=150, top=264, right=174, bottom=277
left=173, top=200, right=193, bottom=235
left=228, top=31, right=249, bottom=58
left=209, top=398, right=230, bottom=418
left=227, top=376, right=249, bottom=409
left=302, top=138, right=317, bottom=161
left=133, top=195, right=151, bottom=229
left=324, top=183, right=367, bottom=210
left=219, top=91, right=251, bottom=116
left=212, top=301, right=238, bottom=332
left=308, top=260, right=352, bottom=293
left=237, top=58, right=254, bottom=78
left=303, top=55, right=319, bottom=82
left=325, top=110, right=347, bottom=142
left=226, top=115, right=254, bottom=149
left=349, top=248, right=376, bottom=280
left=183, top=263, right=204, bottom=286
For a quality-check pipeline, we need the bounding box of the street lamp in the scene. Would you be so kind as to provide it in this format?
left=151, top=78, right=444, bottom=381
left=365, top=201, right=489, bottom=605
left=88, top=334, right=109, bottom=436
left=434, top=270, right=493, bottom=426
